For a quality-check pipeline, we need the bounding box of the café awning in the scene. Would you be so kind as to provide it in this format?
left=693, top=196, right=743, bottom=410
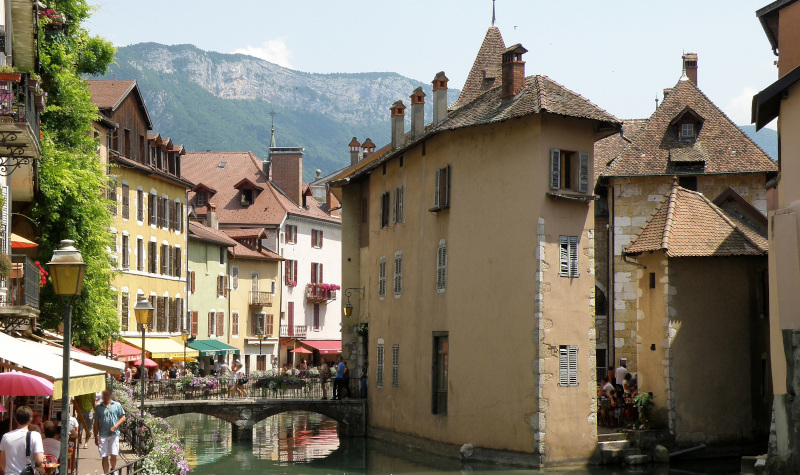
left=188, top=339, right=240, bottom=357
left=123, top=337, right=199, bottom=359
left=0, top=332, right=105, bottom=396
left=39, top=344, right=125, bottom=375
left=112, top=341, right=142, bottom=362
left=301, top=340, right=342, bottom=355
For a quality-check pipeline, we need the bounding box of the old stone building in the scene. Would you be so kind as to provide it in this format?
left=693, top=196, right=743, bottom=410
left=594, top=54, right=777, bottom=377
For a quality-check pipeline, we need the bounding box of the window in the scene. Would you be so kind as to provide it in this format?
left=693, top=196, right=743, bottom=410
left=393, top=187, right=404, bottom=223
left=121, top=183, right=130, bottom=219
left=393, top=251, right=403, bottom=298
left=169, top=297, right=179, bottom=333
left=137, top=239, right=144, bottom=272
left=196, top=191, right=208, bottom=207
left=208, top=311, right=215, bottom=337
left=175, top=201, right=183, bottom=233
left=217, top=275, right=228, bottom=298
left=311, top=229, right=323, bottom=248
left=216, top=311, right=225, bottom=337
left=190, top=311, right=198, bottom=336
left=173, top=246, right=182, bottom=278
left=649, top=272, right=656, bottom=289
left=311, top=262, right=323, bottom=283
left=159, top=196, right=168, bottom=228
left=241, top=189, right=254, bottom=206
left=232, top=312, right=239, bottom=336
left=148, top=193, right=156, bottom=226
left=121, top=235, right=129, bottom=270
left=313, top=304, right=320, bottom=331
left=232, top=266, right=239, bottom=290
left=136, top=189, right=144, bottom=222
left=681, top=123, right=694, bottom=139
left=433, top=333, right=448, bottom=414
left=558, top=236, right=579, bottom=278
left=284, top=260, right=298, bottom=285
left=432, top=166, right=451, bottom=210
left=160, top=244, right=169, bottom=275
left=252, top=272, right=260, bottom=293
left=124, top=129, right=131, bottom=157
left=120, top=293, right=129, bottom=332
left=378, top=257, right=386, bottom=299
left=285, top=225, right=297, bottom=244
left=437, top=240, right=447, bottom=292
left=376, top=339, right=384, bottom=388
left=392, top=344, right=399, bottom=388
left=678, top=176, right=697, bottom=191
left=107, top=178, right=117, bottom=215
left=156, top=297, right=166, bottom=332
left=558, top=345, right=579, bottom=387
left=550, top=149, right=589, bottom=193
left=219, top=247, right=226, bottom=265
left=380, top=192, right=390, bottom=228
left=148, top=241, right=157, bottom=273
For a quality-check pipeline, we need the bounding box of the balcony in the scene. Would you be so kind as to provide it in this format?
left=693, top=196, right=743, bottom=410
left=280, top=325, right=308, bottom=339
left=0, top=255, right=40, bottom=331
left=0, top=74, right=42, bottom=159
left=305, top=284, right=338, bottom=304
left=249, top=291, right=273, bottom=307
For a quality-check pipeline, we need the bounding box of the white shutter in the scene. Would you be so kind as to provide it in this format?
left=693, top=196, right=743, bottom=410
left=559, top=347, right=569, bottom=386
left=437, top=240, right=447, bottom=292
left=568, top=346, right=579, bottom=387
left=569, top=236, right=579, bottom=278
left=398, top=187, right=403, bottom=222
left=578, top=152, right=590, bottom=192
left=394, top=251, right=403, bottom=297
left=376, top=341, right=385, bottom=388
left=378, top=257, right=386, bottom=298
left=550, top=149, right=561, bottom=190
left=434, top=169, right=441, bottom=207
left=392, top=189, right=398, bottom=224
left=559, top=236, right=569, bottom=276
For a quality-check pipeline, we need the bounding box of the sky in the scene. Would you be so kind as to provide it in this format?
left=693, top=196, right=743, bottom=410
left=86, top=0, right=778, bottom=127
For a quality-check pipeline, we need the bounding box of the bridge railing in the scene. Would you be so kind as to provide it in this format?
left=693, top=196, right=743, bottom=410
left=136, top=375, right=362, bottom=401
left=119, top=414, right=154, bottom=456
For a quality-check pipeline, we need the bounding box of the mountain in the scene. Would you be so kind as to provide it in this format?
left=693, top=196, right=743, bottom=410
left=98, top=43, right=460, bottom=181
left=740, top=124, right=778, bottom=161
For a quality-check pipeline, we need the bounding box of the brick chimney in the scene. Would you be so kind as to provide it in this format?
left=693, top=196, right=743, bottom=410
left=410, top=87, right=426, bottom=139
left=269, top=146, right=304, bottom=205
left=391, top=100, right=406, bottom=150
left=682, top=53, right=698, bottom=85
left=501, top=44, right=528, bottom=100
left=432, top=71, right=449, bottom=126
left=361, top=138, right=375, bottom=159
left=206, top=203, right=219, bottom=230
left=348, top=137, right=361, bottom=166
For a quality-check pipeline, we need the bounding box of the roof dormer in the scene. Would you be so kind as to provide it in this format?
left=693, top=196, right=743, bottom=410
left=193, top=183, right=218, bottom=207
left=669, top=106, right=704, bottom=142
left=233, top=178, right=264, bottom=206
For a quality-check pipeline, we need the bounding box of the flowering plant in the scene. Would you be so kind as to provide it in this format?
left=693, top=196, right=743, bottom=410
left=38, top=9, right=65, bottom=24
left=355, top=323, right=369, bottom=336
left=268, top=376, right=308, bottom=391
left=249, top=370, right=263, bottom=379
left=287, top=280, right=297, bottom=287
left=34, top=261, right=49, bottom=286
left=285, top=368, right=300, bottom=377
left=188, top=376, right=217, bottom=392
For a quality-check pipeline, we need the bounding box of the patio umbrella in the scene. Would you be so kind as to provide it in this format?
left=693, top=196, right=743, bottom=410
left=291, top=347, right=313, bottom=354
left=0, top=371, right=54, bottom=396
left=10, top=233, right=37, bottom=249
left=170, top=356, right=197, bottom=363
left=132, top=358, right=158, bottom=368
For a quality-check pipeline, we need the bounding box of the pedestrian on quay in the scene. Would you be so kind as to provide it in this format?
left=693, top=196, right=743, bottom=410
left=123, top=363, right=133, bottom=384
left=319, top=360, right=330, bottom=400
left=0, top=406, right=44, bottom=475
left=333, top=355, right=344, bottom=400
left=360, top=358, right=368, bottom=399
left=233, top=361, right=248, bottom=398
left=73, top=393, right=95, bottom=450
left=615, top=362, right=628, bottom=387
left=93, top=389, right=126, bottom=474
left=342, top=361, right=352, bottom=399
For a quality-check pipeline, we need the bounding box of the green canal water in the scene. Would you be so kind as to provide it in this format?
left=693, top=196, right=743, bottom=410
left=167, top=412, right=743, bottom=475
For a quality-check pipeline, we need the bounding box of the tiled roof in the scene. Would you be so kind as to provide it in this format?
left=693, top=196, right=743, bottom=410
left=451, top=26, right=505, bottom=110
left=181, top=152, right=339, bottom=227
left=221, top=228, right=264, bottom=239
left=603, top=79, right=777, bottom=176
left=87, top=80, right=154, bottom=130
left=593, top=119, right=648, bottom=183
left=111, top=154, right=194, bottom=189
left=187, top=221, right=237, bottom=247
left=226, top=240, right=283, bottom=261
left=626, top=185, right=768, bottom=257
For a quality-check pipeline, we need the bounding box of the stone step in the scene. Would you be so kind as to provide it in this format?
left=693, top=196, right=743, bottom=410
left=599, top=447, right=641, bottom=464
left=625, top=454, right=652, bottom=465
left=598, top=432, right=628, bottom=442
left=599, top=439, right=631, bottom=450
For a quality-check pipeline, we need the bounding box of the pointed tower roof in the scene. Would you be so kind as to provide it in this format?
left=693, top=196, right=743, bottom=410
left=451, top=26, right=506, bottom=110
left=269, top=126, right=276, bottom=148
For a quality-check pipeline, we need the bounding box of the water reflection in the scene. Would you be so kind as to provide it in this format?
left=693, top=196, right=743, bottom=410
left=168, top=412, right=743, bottom=475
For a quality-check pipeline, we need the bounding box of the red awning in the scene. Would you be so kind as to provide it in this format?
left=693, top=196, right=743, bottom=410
left=112, top=341, right=142, bottom=362
left=301, top=340, right=341, bottom=355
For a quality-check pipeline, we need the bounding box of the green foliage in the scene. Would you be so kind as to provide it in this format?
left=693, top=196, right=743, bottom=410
left=633, top=392, right=655, bottom=428
left=32, top=0, right=119, bottom=351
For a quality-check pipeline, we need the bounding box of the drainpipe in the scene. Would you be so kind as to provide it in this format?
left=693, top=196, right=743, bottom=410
left=184, top=190, right=189, bottom=334
left=608, top=187, right=616, bottom=368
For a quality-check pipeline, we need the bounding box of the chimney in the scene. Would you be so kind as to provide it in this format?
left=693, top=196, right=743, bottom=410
left=391, top=100, right=406, bottom=150
left=502, top=44, right=528, bottom=100
left=269, top=146, right=304, bottom=205
left=410, top=87, right=426, bottom=139
left=682, top=53, right=698, bottom=85
left=432, top=71, right=449, bottom=126
left=207, top=203, right=219, bottom=230
left=663, top=88, right=673, bottom=100
left=361, top=138, right=375, bottom=159
left=348, top=137, right=361, bottom=166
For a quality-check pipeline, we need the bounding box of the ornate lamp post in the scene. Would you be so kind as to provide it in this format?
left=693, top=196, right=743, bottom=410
left=47, top=240, right=86, bottom=469
left=181, top=329, right=195, bottom=375
left=133, top=297, right=154, bottom=416
left=342, top=287, right=364, bottom=317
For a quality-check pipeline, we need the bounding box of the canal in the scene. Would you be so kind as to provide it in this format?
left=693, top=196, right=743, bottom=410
left=168, top=412, right=742, bottom=474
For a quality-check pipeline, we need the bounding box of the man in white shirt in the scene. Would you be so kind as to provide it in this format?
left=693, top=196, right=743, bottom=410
left=600, top=378, right=614, bottom=397
left=0, top=406, right=44, bottom=475
left=154, top=366, right=163, bottom=382
left=615, top=362, right=628, bottom=385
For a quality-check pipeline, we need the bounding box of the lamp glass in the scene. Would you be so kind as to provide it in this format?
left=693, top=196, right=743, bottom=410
left=133, top=298, right=154, bottom=326
left=343, top=302, right=353, bottom=317
left=181, top=330, right=188, bottom=342
left=47, top=240, right=87, bottom=296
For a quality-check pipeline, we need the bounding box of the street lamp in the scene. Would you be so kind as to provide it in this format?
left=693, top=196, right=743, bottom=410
left=133, top=296, right=154, bottom=416
left=47, top=239, right=86, bottom=470
left=256, top=328, right=265, bottom=370
left=181, top=329, right=195, bottom=376
left=342, top=287, right=364, bottom=317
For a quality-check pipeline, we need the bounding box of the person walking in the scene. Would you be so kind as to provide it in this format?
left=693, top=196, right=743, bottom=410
left=342, top=361, right=352, bottom=399
left=0, top=406, right=44, bottom=475
left=360, top=358, right=369, bottom=399
left=319, top=361, right=330, bottom=400
left=93, top=389, right=126, bottom=474
left=233, top=361, right=248, bottom=398
left=333, top=355, right=345, bottom=400
left=73, top=393, right=95, bottom=450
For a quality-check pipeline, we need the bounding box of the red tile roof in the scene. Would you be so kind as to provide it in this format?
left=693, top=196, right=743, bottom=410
left=181, top=151, right=339, bottom=227
left=111, top=154, right=194, bottom=189
left=223, top=229, right=283, bottom=261
left=87, top=80, right=154, bottom=130
left=626, top=184, right=768, bottom=257
left=188, top=221, right=238, bottom=247
left=451, top=26, right=506, bottom=110
left=603, top=80, right=777, bottom=177
left=593, top=119, right=648, bottom=182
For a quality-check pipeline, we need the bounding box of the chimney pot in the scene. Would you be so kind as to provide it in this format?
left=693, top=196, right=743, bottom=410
left=391, top=100, right=406, bottom=150
left=432, top=71, right=449, bottom=126
left=410, top=87, right=426, bottom=139
left=361, top=138, right=375, bottom=160
left=501, top=44, right=528, bottom=100
left=682, top=53, right=698, bottom=85
left=349, top=137, right=361, bottom=166
left=663, top=88, right=673, bottom=100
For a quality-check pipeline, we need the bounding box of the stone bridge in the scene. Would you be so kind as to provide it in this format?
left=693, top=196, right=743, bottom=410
left=144, top=399, right=367, bottom=441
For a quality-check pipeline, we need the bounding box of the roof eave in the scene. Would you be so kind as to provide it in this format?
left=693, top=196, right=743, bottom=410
left=753, top=62, right=800, bottom=130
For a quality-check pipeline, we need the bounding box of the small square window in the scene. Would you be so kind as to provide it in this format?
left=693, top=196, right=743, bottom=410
left=681, top=123, right=694, bottom=138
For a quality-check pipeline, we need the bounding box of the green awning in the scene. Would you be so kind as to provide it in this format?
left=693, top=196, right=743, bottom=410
left=188, top=339, right=240, bottom=357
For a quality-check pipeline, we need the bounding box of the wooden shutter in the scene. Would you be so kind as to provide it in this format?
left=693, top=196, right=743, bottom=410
left=569, top=236, right=579, bottom=278
left=311, top=263, right=317, bottom=284
left=148, top=194, right=155, bottom=225
left=121, top=183, right=130, bottom=219
left=293, top=261, right=298, bottom=283
left=191, top=311, right=198, bottom=336
left=175, top=248, right=182, bottom=278
left=434, top=168, right=441, bottom=207
left=190, top=271, right=196, bottom=293
left=217, top=276, right=223, bottom=297
left=319, top=263, right=323, bottom=283
left=569, top=346, right=578, bottom=387
left=208, top=312, right=213, bottom=337
left=285, top=260, right=290, bottom=285
left=559, top=236, right=570, bottom=277
left=313, top=304, right=320, bottom=330
left=550, top=149, right=561, bottom=190
left=176, top=202, right=182, bottom=232
left=137, top=190, right=144, bottom=222
left=442, top=166, right=450, bottom=207
left=578, top=152, right=590, bottom=192
left=216, top=312, right=225, bottom=336
left=266, top=314, right=274, bottom=337
left=121, top=293, right=129, bottom=331
left=559, top=346, right=569, bottom=386
left=232, top=312, right=239, bottom=336
left=319, top=230, right=323, bottom=248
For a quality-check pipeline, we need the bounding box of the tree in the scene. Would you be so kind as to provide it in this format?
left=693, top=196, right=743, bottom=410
left=31, top=0, right=118, bottom=351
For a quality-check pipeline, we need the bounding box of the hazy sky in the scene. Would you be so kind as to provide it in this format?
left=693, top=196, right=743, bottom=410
left=87, top=0, right=778, bottom=127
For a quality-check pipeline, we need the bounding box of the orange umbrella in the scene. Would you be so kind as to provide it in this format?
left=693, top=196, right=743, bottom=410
left=291, top=347, right=312, bottom=354
left=10, top=233, right=37, bottom=249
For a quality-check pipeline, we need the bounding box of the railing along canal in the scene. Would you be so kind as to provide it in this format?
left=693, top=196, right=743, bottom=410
left=103, top=457, right=145, bottom=475
left=119, top=414, right=154, bottom=455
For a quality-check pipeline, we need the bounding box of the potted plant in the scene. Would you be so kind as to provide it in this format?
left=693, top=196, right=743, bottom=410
left=633, top=392, right=655, bottom=429
left=34, top=92, right=46, bottom=112
left=0, top=253, right=10, bottom=278
left=0, top=66, right=21, bottom=83
left=27, top=73, right=41, bottom=95
left=355, top=323, right=369, bottom=336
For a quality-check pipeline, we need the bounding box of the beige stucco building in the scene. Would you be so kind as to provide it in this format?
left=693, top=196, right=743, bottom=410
left=331, top=25, right=621, bottom=467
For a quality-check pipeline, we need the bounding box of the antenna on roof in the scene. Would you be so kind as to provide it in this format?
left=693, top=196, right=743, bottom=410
left=492, top=0, right=496, bottom=26
left=655, top=95, right=659, bottom=111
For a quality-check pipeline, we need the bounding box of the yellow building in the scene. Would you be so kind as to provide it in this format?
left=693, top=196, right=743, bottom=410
left=88, top=80, right=198, bottom=362
left=331, top=26, right=620, bottom=466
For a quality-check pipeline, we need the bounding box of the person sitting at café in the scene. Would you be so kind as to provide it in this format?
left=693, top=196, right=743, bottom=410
left=41, top=421, right=59, bottom=461
left=600, top=377, right=614, bottom=397
left=623, top=373, right=634, bottom=396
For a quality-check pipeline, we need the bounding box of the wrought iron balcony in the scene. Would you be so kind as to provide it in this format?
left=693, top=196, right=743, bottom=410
left=249, top=291, right=273, bottom=307
left=0, top=255, right=41, bottom=331
left=305, top=284, right=337, bottom=304
left=280, top=325, right=307, bottom=339
left=0, top=73, right=42, bottom=175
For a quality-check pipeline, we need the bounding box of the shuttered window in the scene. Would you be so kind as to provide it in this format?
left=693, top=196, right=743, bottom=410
left=175, top=202, right=183, bottom=233
left=376, top=340, right=384, bottom=388
left=311, top=229, right=323, bottom=248
left=311, top=262, right=323, bottom=283
left=232, top=312, right=239, bottom=336
left=380, top=192, right=390, bottom=228
left=121, top=183, right=130, bottom=219
left=137, top=239, right=144, bottom=271
left=265, top=314, right=274, bottom=337
left=393, top=187, right=404, bottom=223
left=148, top=241, right=157, bottom=273
left=160, top=244, right=169, bottom=275
left=550, top=149, right=561, bottom=190
left=208, top=312, right=214, bottom=337
left=174, top=246, right=182, bottom=278
left=559, top=345, right=579, bottom=387
left=107, top=178, right=117, bottom=215
left=393, top=251, right=403, bottom=298
left=378, top=257, right=386, bottom=299
left=189, top=271, right=196, bottom=293
left=437, top=239, right=447, bottom=292
left=156, top=297, right=167, bottom=332
left=120, top=293, right=129, bottom=332
left=148, top=193, right=156, bottom=226
left=172, top=298, right=182, bottom=333
left=578, top=152, right=590, bottom=193
left=313, top=304, right=320, bottom=330
left=559, top=236, right=579, bottom=278
left=285, top=225, right=297, bottom=244
left=285, top=260, right=298, bottom=285
left=191, top=311, right=198, bottom=336
left=121, top=235, right=129, bottom=270
left=392, top=344, right=399, bottom=388
left=433, top=166, right=450, bottom=209
left=216, top=312, right=225, bottom=337
left=136, top=189, right=144, bottom=222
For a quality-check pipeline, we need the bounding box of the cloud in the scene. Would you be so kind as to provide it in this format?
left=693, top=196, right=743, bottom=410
left=725, top=86, right=758, bottom=125
left=233, top=38, right=293, bottom=68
